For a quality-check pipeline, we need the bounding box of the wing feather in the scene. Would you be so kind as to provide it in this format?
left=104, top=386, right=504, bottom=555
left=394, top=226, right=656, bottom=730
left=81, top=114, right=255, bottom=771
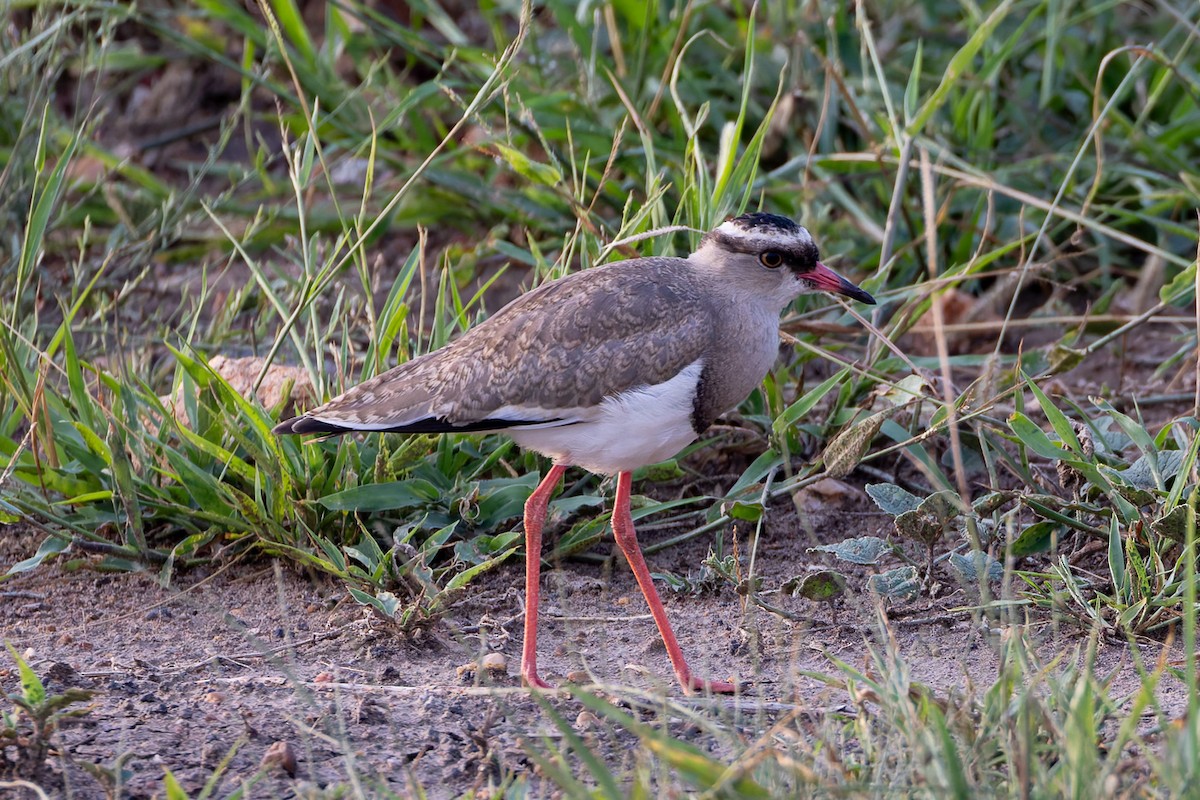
left=274, top=259, right=715, bottom=435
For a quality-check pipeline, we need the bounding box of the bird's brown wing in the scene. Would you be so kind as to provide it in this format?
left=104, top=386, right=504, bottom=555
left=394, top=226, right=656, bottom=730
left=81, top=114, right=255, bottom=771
left=275, top=259, right=716, bottom=435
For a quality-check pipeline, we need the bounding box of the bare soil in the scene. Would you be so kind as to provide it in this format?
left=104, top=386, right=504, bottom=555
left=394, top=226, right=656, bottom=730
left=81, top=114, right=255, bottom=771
left=1, top=467, right=1189, bottom=798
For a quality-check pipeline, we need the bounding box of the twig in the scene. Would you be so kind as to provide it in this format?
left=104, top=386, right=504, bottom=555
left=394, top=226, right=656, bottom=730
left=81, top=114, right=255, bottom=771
left=0, top=591, right=46, bottom=600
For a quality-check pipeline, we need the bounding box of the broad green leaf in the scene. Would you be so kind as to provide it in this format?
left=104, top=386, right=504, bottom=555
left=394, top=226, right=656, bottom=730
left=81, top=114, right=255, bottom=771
left=348, top=587, right=401, bottom=617
left=1008, top=521, right=1057, bottom=556
left=318, top=479, right=440, bottom=512
left=728, top=501, right=763, bottom=522
left=4, top=535, right=71, bottom=577
left=1151, top=505, right=1189, bottom=542
left=1160, top=260, right=1195, bottom=304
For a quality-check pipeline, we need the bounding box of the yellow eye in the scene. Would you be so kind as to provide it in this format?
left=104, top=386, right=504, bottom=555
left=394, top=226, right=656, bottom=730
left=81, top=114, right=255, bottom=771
left=759, top=251, right=784, bottom=269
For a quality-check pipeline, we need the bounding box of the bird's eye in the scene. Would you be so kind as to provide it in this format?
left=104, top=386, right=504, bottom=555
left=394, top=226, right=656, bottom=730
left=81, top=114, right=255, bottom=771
left=759, top=251, right=784, bottom=269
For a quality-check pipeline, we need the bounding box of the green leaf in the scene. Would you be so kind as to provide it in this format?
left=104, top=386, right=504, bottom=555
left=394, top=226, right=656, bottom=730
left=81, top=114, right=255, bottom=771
left=1122, top=450, right=1185, bottom=491
left=1150, top=505, right=1189, bottom=543
left=773, top=368, right=849, bottom=433
left=318, top=479, right=440, bottom=512
left=1008, top=412, right=1072, bottom=460
left=4, top=535, right=70, bottom=577
left=348, top=587, right=401, bottom=618
left=1008, top=521, right=1057, bottom=556
left=454, top=531, right=522, bottom=565
left=1160, top=260, right=1195, bottom=304
left=1024, top=375, right=1082, bottom=454
left=268, top=0, right=317, bottom=64
left=894, top=508, right=946, bottom=545
left=528, top=692, right=625, bottom=800
left=1107, top=515, right=1128, bottom=602
left=728, top=501, right=763, bottom=522
left=907, top=0, right=1014, bottom=133
left=472, top=475, right=540, bottom=527
left=440, top=544, right=518, bottom=598
left=162, top=768, right=191, bottom=800
left=551, top=514, right=610, bottom=559
left=1045, top=344, right=1086, bottom=374
left=903, top=40, right=924, bottom=124
left=493, top=142, right=563, bottom=187
left=725, top=449, right=782, bottom=497
left=783, top=570, right=848, bottom=602
left=6, top=643, right=45, bottom=706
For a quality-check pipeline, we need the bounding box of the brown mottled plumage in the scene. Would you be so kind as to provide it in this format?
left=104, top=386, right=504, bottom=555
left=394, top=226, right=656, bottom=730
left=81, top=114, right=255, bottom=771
left=275, top=260, right=716, bottom=433
left=275, top=212, right=875, bottom=694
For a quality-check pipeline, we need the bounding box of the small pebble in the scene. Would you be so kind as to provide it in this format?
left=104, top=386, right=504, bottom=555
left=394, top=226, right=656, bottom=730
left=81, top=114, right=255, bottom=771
left=480, top=652, right=508, bottom=674
left=261, top=740, right=298, bottom=776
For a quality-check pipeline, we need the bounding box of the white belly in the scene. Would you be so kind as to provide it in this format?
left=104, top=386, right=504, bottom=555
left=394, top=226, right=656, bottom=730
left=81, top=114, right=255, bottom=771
left=508, top=360, right=703, bottom=475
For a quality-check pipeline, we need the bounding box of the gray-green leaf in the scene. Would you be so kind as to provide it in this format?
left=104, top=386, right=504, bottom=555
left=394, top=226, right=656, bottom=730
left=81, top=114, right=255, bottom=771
left=868, top=566, right=920, bottom=600
left=810, top=536, right=894, bottom=566
left=866, top=483, right=924, bottom=517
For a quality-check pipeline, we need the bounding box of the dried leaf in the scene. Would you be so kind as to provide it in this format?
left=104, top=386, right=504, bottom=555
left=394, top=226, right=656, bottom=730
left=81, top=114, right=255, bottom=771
left=823, top=409, right=894, bottom=478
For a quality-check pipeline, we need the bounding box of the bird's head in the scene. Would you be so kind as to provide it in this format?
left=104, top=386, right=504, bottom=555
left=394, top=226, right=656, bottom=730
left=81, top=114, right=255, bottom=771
left=691, top=212, right=876, bottom=306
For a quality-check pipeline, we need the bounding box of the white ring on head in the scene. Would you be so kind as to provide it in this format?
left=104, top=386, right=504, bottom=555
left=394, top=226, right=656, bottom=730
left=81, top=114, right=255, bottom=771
left=714, top=219, right=814, bottom=249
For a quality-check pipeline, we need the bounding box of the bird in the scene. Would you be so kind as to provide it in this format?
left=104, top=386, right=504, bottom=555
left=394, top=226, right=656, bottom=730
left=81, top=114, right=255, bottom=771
left=274, top=212, right=876, bottom=694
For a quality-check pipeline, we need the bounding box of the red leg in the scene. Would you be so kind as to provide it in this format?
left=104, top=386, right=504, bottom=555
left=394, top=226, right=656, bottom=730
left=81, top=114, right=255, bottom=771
left=611, top=472, right=737, bottom=694
left=520, top=463, right=567, bottom=690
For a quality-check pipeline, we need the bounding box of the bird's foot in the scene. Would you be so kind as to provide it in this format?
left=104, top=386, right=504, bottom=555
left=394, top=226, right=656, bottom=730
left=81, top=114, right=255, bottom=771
left=521, top=671, right=556, bottom=691
left=681, top=674, right=739, bottom=695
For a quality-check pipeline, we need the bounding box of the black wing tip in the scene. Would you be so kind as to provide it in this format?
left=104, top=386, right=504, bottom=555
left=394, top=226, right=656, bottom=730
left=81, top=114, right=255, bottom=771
left=273, top=416, right=352, bottom=436
left=272, top=415, right=566, bottom=436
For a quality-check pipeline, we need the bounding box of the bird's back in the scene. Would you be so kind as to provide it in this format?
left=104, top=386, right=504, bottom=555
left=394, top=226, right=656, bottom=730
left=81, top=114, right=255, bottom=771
left=276, top=258, right=719, bottom=435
